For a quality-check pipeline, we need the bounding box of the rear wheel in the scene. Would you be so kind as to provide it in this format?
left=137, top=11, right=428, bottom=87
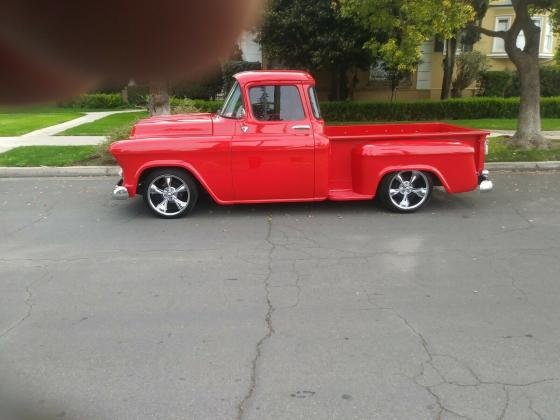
left=141, top=169, right=198, bottom=218
left=378, top=170, right=433, bottom=213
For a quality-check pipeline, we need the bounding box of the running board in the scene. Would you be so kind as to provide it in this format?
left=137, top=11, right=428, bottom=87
left=327, top=189, right=373, bottom=201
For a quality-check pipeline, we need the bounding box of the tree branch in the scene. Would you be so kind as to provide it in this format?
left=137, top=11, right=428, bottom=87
left=474, top=26, right=507, bottom=39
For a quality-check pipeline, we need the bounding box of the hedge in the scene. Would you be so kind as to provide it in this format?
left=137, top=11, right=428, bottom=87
left=61, top=93, right=126, bottom=109
left=480, top=66, right=560, bottom=97
left=170, top=97, right=560, bottom=120
left=321, top=97, right=560, bottom=121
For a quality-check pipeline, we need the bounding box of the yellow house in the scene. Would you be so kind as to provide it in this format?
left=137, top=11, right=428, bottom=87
left=335, top=0, right=557, bottom=101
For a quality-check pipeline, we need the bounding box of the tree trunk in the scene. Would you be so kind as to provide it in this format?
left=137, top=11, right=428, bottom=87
left=512, top=59, right=546, bottom=148
left=148, top=81, right=170, bottom=116
left=441, top=37, right=457, bottom=100
left=504, top=0, right=548, bottom=149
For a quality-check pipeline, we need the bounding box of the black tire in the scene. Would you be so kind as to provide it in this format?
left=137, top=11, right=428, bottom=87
left=378, top=170, right=433, bottom=213
left=141, top=168, right=198, bottom=218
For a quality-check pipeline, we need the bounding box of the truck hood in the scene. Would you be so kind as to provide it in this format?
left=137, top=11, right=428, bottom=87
left=131, top=113, right=213, bottom=138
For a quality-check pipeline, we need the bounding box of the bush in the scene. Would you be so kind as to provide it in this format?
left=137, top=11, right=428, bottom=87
left=96, top=123, right=134, bottom=164
left=222, top=61, right=262, bottom=93
left=538, top=66, right=560, bottom=97
left=479, top=71, right=513, bottom=97
left=61, top=93, right=126, bottom=109
left=164, top=96, right=560, bottom=121
left=480, top=66, right=560, bottom=97
left=126, top=86, right=149, bottom=106
left=171, top=99, right=201, bottom=114
left=321, top=97, right=560, bottom=121
left=171, top=69, right=223, bottom=100
left=170, top=98, right=223, bottom=113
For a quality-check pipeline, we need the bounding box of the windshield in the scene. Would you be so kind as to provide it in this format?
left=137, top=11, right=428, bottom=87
left=219, top=82, right=245, bottom=118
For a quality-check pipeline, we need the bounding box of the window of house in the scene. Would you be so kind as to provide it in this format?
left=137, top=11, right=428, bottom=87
left=544, top=18, right=553, bottom=53
left=248, top=85, right=305, bottom=121
left=493, top=17, right=511, bottom=52
left=369, top=61, right=389, bottom=81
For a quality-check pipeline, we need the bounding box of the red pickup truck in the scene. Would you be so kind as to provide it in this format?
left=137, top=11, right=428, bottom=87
left=111, top=70, right=492, bottom=218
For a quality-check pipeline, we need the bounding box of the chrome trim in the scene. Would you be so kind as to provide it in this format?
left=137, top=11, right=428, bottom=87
left=388, top=170, right=430, bottom=210
left=292, top=125, right=311, bottom=130
left=112, top=185, right=129, bottom=200
left=478, top=169, right=493, bottom=192
left=479, top=180, right=493, bottom=192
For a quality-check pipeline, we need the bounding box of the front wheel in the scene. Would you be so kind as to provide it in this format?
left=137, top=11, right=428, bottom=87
left=141, top=169, right=198, bottom=218
left=378, top=170, right=433, bottom=213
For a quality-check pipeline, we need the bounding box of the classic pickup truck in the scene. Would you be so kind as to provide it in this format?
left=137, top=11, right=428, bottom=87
left=110, top=70, right=493, bottom=218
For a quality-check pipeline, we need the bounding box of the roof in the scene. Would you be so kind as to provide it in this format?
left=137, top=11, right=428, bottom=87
left=233, top=70, right=315, bottom=85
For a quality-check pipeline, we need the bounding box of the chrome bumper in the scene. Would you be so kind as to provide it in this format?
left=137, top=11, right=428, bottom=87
left=478, top=169, right=493, bottom=192
left=112, top=179, right=129, bottom=200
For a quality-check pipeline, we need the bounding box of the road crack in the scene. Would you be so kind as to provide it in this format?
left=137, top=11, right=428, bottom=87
left=236, top=217, right=276, bottom=420
left=0, top=267, right=50, bottom=341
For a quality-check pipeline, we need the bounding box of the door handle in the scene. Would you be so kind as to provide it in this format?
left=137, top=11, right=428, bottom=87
left=291, top=125, right=311, bottom=130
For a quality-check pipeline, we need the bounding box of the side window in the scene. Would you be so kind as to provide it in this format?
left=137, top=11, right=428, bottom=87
left=220, top=82, right=245, bottom=118
left=308, top=86, right=321, bottom=119
left=249, top=85, right=305, bottom=121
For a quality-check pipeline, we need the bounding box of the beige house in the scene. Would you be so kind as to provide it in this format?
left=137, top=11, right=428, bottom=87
left=334, top=0, right=557, bottom=101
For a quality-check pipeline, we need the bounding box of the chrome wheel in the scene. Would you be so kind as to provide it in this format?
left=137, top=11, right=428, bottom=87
left=147, top=174, right=190, bottom=217
left=387, top=170, right=430, bottom=211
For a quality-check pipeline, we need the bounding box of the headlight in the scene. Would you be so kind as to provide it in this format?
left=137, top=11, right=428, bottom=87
left=118, top=167, right=123, bottom=177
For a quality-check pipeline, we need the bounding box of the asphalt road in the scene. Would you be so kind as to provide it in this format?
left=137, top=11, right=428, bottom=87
left=1, top=173, right=559, bottom=420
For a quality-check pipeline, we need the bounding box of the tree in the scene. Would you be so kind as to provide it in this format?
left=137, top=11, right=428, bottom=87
left=258, top=0, right=372, bottom=100
left=441, top=0, right=488, bottom=99
left=451, top=50, right=488, bottom=97
left=148, top=81, right=170, bottom=116
left=475, top=0, right=553, bottom=149
left=340, top=0, right=475, bottom=100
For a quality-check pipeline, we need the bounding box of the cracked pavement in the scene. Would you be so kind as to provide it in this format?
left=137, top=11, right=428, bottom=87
left=0, top=172, right=559, bottom=420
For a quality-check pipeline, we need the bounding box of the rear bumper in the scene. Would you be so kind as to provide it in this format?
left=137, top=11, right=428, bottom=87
left=478, top=169, right=493, bottom=192
left=112, top=178, right=130, bottom=200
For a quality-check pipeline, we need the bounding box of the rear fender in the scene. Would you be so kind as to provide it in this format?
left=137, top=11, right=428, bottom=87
left=351, top=142, right=478, bottom=196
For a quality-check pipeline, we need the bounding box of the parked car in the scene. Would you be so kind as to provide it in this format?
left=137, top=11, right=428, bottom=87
left=110, top=70, right=492, bottom=218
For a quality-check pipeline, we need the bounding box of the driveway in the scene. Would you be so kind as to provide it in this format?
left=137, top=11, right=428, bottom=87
left=0, top=172, right=559, bottom=420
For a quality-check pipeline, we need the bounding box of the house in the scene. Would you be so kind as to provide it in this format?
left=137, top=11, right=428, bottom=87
left=344, top=1, right=557, bottom=101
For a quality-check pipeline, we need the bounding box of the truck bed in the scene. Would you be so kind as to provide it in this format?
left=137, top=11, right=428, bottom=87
left=324, top=122, right=489, bottom=199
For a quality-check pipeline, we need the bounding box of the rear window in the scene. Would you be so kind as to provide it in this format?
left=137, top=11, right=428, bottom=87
left=248, top=85, right=305, bottom=121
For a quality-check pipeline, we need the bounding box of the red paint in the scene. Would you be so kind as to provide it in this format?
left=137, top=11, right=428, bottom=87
left=110, top=71, right=489, bottom=203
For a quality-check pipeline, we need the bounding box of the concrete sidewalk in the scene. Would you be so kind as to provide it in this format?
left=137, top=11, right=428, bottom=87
left=0, top=110, right=143, bottom=153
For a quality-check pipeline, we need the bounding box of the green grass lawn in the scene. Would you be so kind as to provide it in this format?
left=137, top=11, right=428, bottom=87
left=0, top=146, right=97, bottom=167
left=59, top=111, right=148, bottom=136
left=487, top=137, right=560, bottom=162
left=444, top=119, right=560, bottom=131
left=0, top=111, right=83, bottom=136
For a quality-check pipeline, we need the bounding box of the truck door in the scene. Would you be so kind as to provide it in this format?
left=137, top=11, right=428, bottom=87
left=231, top=83, right=315, bottom=201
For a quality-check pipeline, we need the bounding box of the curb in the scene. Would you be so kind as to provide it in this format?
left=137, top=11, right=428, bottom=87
left=0, top=162, right=558, bottom=178
left=0, top=166, right=120, bottom=178
left=486, top=161, right=560, bottom=171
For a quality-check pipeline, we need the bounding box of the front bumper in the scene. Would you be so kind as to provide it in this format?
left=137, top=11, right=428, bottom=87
left=112, top=178, right=129, bottom=200
left=478, top=169, right=493, bottom=192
